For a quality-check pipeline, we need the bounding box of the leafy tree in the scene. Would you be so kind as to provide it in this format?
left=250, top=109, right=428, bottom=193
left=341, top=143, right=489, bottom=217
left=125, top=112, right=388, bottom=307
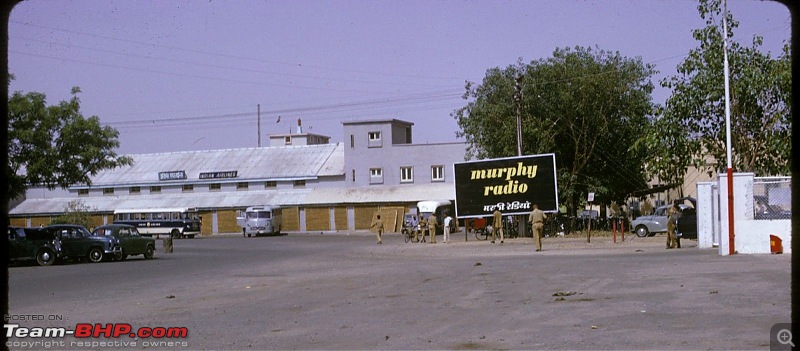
left=51, top=200, right=95, bottom=229
left=649, top=0, right=791, bottom=179
left=453, top=46, right=656, bottom=214
left=8, top=86, right=133, bottom=199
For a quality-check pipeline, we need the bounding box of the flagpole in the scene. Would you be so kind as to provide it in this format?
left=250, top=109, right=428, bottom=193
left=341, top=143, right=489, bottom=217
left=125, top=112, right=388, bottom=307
left=722, top=0, right=735, bottom=255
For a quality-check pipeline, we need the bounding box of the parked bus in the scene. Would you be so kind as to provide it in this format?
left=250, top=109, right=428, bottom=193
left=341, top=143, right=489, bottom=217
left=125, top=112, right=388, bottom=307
left=241, top=206, right=282, bottom=237
left=113, top=208, right=201, bottom=239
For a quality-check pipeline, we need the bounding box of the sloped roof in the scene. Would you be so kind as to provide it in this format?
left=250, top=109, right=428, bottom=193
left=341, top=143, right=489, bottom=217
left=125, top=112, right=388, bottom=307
left=87, top=143, right=344, bottom=186
left=9, top=183, right=455, bottom=215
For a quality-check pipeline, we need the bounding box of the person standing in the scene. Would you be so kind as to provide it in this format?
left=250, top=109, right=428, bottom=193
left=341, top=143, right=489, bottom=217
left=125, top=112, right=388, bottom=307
left=529, top=204, right=547, bottom=251
left=492, top=209, right=504, bottom=244
left=371, top=214, right=384, bottom=245
left=443, top=212, right=453, bottom=244
left=667, top=201, right=681, bottom=249
left=410, top=215, right=420, bottom=243
left=418, top=215, right=427, bottom=243
left=428, top=214, right=438, bottom=243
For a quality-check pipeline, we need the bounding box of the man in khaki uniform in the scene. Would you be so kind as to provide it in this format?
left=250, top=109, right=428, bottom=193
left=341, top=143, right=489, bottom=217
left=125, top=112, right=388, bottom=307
left=667, top=201, right=681, bottom=249
left=492, top=209, right=504, bottom=244
left=427, top=214, right=438, bottom=243
left=418, top=216, right=427, bottom=243
left=529, top=204, right=547, bottom=251
left=371, top=214, right=384, bottom=244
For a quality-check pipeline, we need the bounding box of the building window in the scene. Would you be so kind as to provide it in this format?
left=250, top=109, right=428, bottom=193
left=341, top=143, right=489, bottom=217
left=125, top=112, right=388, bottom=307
left=182, top=184, right=194, bottom=192
left=370, top=168, right=383, bottom=184
left=265, top=181, right=276, bottom=188
left=150, top=186, right=161, bottom=193
left=284, top=136, right=292, bottom=145
left=129, top=186, right=141, bottom=195
left=209, top=183, right=221, bottom=191
left=237, top=182, right=249, bottom=190
left=293, top=180, right=306, bottom=188
left=350, top=134, right=355, bottom=148
left=368, top=131, right=382, bottom=148
left=352, top=169, right=356, bottom=182
left=78, top=189, right=89, bottom=196
left=431, top=165, right=445, bottom=182
left=103, top=188, right=114, bottom=195
left=400, top=166, right=414, bottom=183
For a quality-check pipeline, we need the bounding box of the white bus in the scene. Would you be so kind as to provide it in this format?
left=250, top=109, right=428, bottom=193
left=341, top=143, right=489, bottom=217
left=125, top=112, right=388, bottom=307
left=241, top=206, right=282, bottom=237
left=113, top=208, right=202, bottom=239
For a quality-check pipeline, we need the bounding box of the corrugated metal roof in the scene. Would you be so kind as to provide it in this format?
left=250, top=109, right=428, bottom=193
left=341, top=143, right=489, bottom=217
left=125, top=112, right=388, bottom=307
left=9, top=183, right=455, bottom=215
left=88, top=143, right=344, bottom=186
left=304, top=183, right=455, bottom=205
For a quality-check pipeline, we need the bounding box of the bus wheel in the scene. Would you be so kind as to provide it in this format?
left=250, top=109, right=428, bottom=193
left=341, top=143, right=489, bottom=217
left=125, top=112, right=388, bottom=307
left=171, top=229, right=181, bottom=239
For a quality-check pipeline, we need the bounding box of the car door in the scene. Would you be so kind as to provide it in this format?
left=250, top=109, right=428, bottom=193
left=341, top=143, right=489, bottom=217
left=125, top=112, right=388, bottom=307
left=9, top=228, right=32, bottom=260
left=652, top=207, right=668, bottom=233
left=60, top=227, right=90, bottom=258
left=117, top=227, right=142, bottom=255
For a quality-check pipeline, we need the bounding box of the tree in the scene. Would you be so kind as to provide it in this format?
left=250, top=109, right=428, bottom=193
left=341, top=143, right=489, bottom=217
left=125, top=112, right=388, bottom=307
left=453, top=46, right=657, bottom=214
left=51, top=200, right=95, bottom=229
left=652, top=0, right=791, bottom=178
left=8, top=86, right=133, bottom=199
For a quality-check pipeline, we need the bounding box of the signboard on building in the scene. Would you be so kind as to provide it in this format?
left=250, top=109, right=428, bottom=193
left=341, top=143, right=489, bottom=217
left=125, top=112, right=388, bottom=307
left=453, top=154, right=558, bottom=218
left=199, top=171, right=238, bottom=180
left=158, top=171, right=187, bottom=181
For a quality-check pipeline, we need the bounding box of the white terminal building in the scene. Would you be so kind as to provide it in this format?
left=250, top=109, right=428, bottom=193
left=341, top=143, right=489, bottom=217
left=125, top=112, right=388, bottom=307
left=10, top=118, right=469, bottom=234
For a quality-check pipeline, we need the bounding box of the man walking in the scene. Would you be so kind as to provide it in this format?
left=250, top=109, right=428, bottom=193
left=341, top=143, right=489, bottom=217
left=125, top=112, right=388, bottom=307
left=492, top=209, right=504, bottom=244
left=371, top=214, right=384, bottom=244
left=529, top=204, right=547, bottom=251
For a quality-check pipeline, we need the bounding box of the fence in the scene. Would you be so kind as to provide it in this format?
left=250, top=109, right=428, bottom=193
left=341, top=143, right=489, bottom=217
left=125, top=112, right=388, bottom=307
left=752, top=176, right=791, bottom=220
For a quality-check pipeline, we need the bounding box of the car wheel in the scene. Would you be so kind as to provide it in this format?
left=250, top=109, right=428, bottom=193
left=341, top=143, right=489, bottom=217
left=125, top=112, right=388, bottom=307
left=115, top=250, right=127, bottom=261
left=36, top=249, right=56, bottom=266
left=635, top=226, right=649, bottom=238
left=144, top=244, right=155, bottom=259
left=88, top=248, right=104, bottom=263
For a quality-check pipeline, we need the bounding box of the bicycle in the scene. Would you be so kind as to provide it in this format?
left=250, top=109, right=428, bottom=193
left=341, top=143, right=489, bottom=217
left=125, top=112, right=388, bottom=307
left=402, top=226, right=422, bottom=243
left=470, top=218, right=491, bottom=241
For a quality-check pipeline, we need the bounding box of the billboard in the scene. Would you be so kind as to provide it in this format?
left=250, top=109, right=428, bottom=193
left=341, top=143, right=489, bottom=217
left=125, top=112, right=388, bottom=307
left=453, top=154, right=558, bottom=218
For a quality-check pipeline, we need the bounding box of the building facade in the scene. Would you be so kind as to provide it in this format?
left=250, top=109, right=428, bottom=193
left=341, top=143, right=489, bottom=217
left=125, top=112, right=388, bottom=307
left=10, top=119, right=468, bottom=234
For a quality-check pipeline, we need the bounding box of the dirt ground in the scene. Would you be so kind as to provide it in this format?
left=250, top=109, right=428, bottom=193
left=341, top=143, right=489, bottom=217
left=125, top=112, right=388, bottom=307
left=7, top=231, right=791, bottom=350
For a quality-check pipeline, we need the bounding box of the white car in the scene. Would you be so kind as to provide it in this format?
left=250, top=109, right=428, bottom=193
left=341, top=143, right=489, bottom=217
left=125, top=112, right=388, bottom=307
left=630, top=200, right=692, bottom=237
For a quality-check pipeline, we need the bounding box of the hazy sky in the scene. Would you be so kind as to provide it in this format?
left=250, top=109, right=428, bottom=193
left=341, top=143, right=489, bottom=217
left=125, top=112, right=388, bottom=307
left=8, top=0, right=791, bottom=155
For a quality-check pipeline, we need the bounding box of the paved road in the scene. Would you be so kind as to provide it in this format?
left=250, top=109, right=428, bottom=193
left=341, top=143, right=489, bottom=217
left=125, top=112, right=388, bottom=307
left=7, top=232, right=791, bottom=350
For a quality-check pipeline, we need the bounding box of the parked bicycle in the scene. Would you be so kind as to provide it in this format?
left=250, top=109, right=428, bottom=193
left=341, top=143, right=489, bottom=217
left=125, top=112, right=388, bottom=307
left=470, top=218, right=491, bottom=241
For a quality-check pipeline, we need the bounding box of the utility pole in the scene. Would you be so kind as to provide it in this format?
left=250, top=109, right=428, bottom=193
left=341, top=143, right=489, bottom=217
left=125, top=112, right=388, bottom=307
left=722, top=0, right=735, bottom=255
left=514, top=67, right=527, bottom=237
left=514, top=70, right=524, bottom=156
left=257, top=104, right=261, bottom=147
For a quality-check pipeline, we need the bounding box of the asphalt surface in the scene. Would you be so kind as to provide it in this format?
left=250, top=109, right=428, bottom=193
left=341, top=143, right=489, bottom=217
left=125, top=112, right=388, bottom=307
left=6, top=231, right=792, bottom=350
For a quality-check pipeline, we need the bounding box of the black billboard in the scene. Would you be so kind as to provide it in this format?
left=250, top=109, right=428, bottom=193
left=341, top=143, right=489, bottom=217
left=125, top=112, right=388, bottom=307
left=453, top=154, right=558, bottom=218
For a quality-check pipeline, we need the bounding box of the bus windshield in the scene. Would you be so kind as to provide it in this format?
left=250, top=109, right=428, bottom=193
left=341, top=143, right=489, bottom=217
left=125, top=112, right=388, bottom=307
left=247, top=211, right=271, bottom=219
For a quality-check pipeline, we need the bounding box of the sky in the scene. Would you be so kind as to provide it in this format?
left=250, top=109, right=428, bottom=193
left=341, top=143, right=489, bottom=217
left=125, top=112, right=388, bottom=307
left=8, top=0, right=792, bottom=155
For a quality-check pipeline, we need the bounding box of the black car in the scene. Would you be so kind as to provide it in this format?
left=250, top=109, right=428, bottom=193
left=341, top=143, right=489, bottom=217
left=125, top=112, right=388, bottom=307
left=44, top=224, right=122, bottom=263
left=675, top=197, right=698, bottom=240
left=8, top=226, right=63, bottom=266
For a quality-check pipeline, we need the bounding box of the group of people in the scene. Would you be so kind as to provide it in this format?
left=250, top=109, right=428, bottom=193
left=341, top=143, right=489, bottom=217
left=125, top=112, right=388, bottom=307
left=371, top=204, right=548, bottom=252
left=489, top=204, right=546, bottom=251
left=384, top=212, right=457, bottom=245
